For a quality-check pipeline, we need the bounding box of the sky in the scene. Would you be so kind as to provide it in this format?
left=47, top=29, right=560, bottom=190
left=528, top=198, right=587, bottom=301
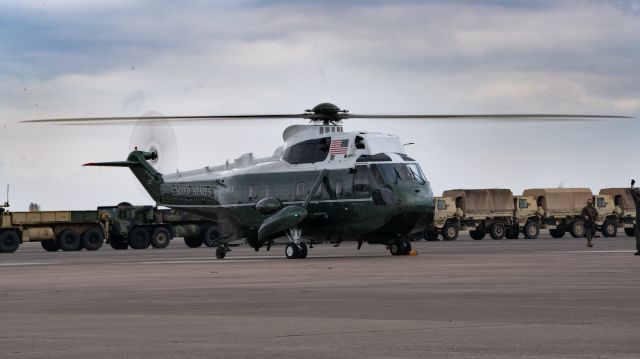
left=0, top=0, right=639, bottom=210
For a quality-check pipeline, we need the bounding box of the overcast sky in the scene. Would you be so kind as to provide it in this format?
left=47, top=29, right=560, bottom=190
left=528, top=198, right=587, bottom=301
left=0, top=0, right=639, bottom=210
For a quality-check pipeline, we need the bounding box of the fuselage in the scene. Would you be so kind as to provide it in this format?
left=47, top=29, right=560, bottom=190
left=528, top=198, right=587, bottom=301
left=150, top=124, right=435, bottom=247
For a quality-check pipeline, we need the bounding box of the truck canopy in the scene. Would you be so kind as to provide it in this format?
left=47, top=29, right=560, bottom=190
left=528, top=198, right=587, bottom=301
left=599, top=188, right=636, bottom=212
left=441, top=189, right=514, bottom=213
left=522, top=188, right=592, bottom=212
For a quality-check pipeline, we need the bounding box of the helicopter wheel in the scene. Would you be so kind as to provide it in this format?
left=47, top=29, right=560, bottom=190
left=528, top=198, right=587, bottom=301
left=215, top=246, right=227, bottom=259
left=285, top=243, right=301, bottom=259
left=389, top=239, right=410, bottom=256
left=299, top=242, right=308, bottom=259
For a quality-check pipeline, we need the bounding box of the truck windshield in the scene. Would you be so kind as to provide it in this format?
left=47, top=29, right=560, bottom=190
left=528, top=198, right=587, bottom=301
left=371, top=163, right=426, bottom=185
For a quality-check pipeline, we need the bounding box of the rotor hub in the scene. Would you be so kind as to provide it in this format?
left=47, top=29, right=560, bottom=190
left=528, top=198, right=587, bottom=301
left=305, top=103, right=348, bottom=125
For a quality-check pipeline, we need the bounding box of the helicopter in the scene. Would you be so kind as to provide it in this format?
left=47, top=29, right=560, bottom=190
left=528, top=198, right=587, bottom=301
left=25, top=103, right=630, bottom=259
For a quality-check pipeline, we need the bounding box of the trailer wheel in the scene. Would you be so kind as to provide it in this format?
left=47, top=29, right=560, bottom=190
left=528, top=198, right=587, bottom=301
left=601, top=220, right=617, bottom=237
left=0, top=231, right=20, bottom=253
left=151, top=227, right=171, bottom=249
left=570, top=221, right=585, bottom=238
left=57, top=230, right=81, bottom=251
left=109, top=235, right=128, bottom=250
left=469, top=230, right=485, bottom=240
left=41, top=240, right=60, bottom=252
left=549, top=228, right=565, bottom=238
left=523, top=222, right=540, bottom=239
left=489, top=223, right=505, bottom=240
left=184, top=235, right=204, bottom=248
left=82, top=228, right=104, bottom=251
left=625, top=227, right=635, bottom=237
left=129, top=227, right=150, bottom=249
left=202, top=226, right=221, bottom=247
left=442, top=223, right=459, bottom=241
left=425, top=230, right=439, bottom=241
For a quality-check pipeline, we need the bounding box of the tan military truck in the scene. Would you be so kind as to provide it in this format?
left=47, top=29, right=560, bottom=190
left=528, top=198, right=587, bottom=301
left=597, top=188, right=636, bottom=237
left=0, top=208, right=110, bottom=253
left=522, top=188, right=593, bottom=238
left=508, top=195, right=542, bottom=239
left=432, top=189, right=516, bottom=240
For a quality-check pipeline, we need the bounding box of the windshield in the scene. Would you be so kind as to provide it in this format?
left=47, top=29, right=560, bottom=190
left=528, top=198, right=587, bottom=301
left=371, top=163, right=426, bottom=185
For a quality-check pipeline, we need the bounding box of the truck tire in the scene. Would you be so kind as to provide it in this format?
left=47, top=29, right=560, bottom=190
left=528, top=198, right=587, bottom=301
left=549, top=228, right=565, bottom=238
left=601, top=220, right=617, bottom=237
left=57, top=229, right=81, bottom=251
left=202, top=226, right=221, bottom=247
left=41, top=240, right=60, bottom=252
left=128, top=227, right=150, bottom=249
left=0, top=231, right=20, bottom=253
left=442, top=222, right=459, bottom=241
left=625, top=227, right=635, bottom=237
left=82, top=228, right=104, bottom=251
left=523, top=222, right=540, bottom=239
left=489, top=223, right=505, bottom=240
left=425, top=230, right=439, bottom=241
left=109, top=235, right=128, bottom=250
left=570, top=221, right=585, bottom=238
left=469, top=230, right=485, bottom=240
left=151, top=227, right=171, bottom=249
left=184, top=235, right=204, bottom=248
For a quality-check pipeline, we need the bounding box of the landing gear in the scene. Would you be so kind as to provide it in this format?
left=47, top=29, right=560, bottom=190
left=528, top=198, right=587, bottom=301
left=284, top=227, right=308, bottom=259
left=215, top=246, right=227, bottom=259
left=389, top=238, right=411, bottom=256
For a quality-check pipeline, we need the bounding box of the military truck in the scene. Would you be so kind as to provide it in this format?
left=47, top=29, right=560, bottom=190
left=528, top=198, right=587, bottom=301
left=0, top=208, right=110, bottom=253
left=597, top=188, right=636, bottom=237
left=98, top=203, right=218, bottom=250
left=429, top=189, right=516, bottom=240
left=522, top=188, right=593, bottom=238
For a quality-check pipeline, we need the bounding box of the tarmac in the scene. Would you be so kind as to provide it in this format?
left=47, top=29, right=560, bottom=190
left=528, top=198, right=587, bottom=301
left=1, top=233, right=639, bottom=358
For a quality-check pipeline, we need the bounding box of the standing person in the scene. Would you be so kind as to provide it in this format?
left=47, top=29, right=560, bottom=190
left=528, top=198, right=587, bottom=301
left=630, top=180, right=640, bottom=255
left=581, top=198, right=598, bottom=248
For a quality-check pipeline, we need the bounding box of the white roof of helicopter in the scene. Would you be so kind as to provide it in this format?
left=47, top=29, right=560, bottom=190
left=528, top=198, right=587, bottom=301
left=164, top=124, right=409, bottom=182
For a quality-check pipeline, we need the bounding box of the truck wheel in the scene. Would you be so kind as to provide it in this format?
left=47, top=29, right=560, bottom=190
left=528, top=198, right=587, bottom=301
left=469, top=230, right=485, bottom=240
left=202, top=226, right=221, bottom=247
left=425, top=230, right=439, bottom=241
left=442, top=223, right=459, bottom=241
left=0, top=231, right=20, bottom=253
left=625, top=227, right=635, bottom=237
left=601, top=220, right=617, bottom=237
left=150, top=227, right=171, bottom=249
left=109, top=235, right=128, bottom=250
left=184, top=235, right=204, bottom=248
left=82, top=228, right=104, bottom=251
left=570, top=221, right=585, bottom=238
left=57, top=230, right=81, bottom=251
left=128, top=227, right=150, bottom=249
left=549, top=229, right=565, bottom=238
left=41, top=240, right=60, bottom=252
left=523, top=222, right=540, bottom=239
left=489, top=223, right=505, bottom=240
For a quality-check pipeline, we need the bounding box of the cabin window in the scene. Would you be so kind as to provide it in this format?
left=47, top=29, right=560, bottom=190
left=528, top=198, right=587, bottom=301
left=437, top=199, right=446, bottom=210
left=282, top=137, right=330, bottom=164
left=537, top=197, right=544, bottom=207
left=597, top=197, right=606, bottom=208
left=615, top=195, right=622, bottom=206
left=518, top=198, right=528, bottom=209
left=353, top=165, right=371, bottom=192
left=296, top=182, right=305, bottom=198
left=355, top=136, right=365, bottom=149
left=319, top=127, right=324, bottom=134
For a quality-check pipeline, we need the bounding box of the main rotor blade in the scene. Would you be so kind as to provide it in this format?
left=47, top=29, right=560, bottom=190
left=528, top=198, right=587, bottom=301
left=343, top=114, right=633, bottom=121
left=21, top=113, right=314, bottom=124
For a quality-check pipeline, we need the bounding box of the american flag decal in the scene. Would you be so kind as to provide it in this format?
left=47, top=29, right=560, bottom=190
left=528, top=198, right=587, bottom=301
left=330, top=139, right=349, bottom=155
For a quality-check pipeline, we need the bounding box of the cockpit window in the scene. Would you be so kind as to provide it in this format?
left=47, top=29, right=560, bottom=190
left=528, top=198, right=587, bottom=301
left=282, top=137, right=330, bottom=164
left=370, top=163, right=427, bottom=185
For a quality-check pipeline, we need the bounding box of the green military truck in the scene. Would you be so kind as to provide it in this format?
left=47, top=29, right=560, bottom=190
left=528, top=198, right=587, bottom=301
left=0, top=208, right=109, bottom=253
left=428, top=189, right=516, bottom=241
left=98, top=203, right=219, bottom=250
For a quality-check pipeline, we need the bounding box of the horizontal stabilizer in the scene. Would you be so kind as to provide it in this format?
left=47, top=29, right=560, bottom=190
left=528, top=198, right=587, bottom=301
left=83, top=161, right=140, bottom=167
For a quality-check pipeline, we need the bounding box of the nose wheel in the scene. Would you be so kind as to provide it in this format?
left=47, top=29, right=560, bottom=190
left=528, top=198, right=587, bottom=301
left=389, top=238, right=412, bottom=256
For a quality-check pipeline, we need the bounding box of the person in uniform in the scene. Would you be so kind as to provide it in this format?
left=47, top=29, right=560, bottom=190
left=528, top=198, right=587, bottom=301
left=581, top=197, right=598, bottom=248
left=630, top=179, right=640, bottom=255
